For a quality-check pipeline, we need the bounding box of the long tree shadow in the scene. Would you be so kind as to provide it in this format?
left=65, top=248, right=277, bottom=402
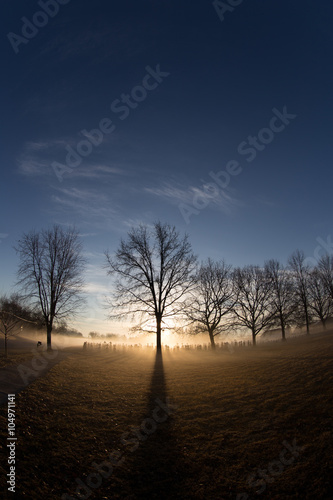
left=120, top=350, right=187, bottom=499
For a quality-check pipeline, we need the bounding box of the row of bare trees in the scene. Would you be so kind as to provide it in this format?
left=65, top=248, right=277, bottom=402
left=185, top=253, right=333, bottom=347
left=105, top=224, right=333, bottom=349
left=2, top=222, right=333, bottom=353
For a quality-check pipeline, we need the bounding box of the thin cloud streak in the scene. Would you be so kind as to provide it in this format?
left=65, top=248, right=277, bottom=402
left=145, top=183, right=243, bottom=214
left=50, top=192, right=118, bottom=221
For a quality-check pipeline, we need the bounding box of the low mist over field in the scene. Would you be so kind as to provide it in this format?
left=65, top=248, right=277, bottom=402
left=1, top=330, right=332, bottom=498
left=4, top=320, right=329, bottom=356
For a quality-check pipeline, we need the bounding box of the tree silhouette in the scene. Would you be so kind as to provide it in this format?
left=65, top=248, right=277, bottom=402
left=105, top=221, right=197, bottom=351
left=317, top=254, right=333, bottom=300
left=15, top=225, right=86, bottom=350
left=185, top=259, right=236, bottom=349
left=288, top=250, right=311, bottom=334
left=308, top=268, right=333, bottom=329
left=0, top=294, right=25, bottom=357
left=264, top=259, right=296, bottom=341
left=232, top=265, right=274, bottom=345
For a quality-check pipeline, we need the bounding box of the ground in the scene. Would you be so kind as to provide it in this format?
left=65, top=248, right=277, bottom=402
left=0, top=331, right=332, bottom=499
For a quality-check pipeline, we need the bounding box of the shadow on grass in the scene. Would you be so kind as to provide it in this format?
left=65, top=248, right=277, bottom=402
left=118, top=350, right=187, bottom=499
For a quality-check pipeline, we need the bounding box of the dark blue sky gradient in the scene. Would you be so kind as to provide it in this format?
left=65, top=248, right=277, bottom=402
left=1, top=0, right=332, bottom=334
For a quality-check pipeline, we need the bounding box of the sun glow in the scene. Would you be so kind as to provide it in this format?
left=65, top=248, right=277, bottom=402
left=140, top=317, right=177, bottom=334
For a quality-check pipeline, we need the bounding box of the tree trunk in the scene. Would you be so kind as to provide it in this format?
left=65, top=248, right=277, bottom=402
left=305, top=317, right=310, bottom=334
left=321, top=317, right=326, bottom=330
left=280, top=314, right=286, bottom=341
left=208, top=329, right=216, bottom=350
left=47, top=323, right=52, bottom=351
left=156, top=315, right=162, bottom=352
left=252, top=328, right=256, bottom=346
left=5, top=334, right=8, bottom=358
left=304, top=302, right=310, bottom=334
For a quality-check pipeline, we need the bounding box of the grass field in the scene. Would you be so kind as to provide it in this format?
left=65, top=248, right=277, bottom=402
left=0, top=350, right=36, bottom=370
left=0, top=331, right=332, bottom=499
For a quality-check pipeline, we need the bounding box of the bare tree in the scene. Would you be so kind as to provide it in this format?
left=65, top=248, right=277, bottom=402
left=185, top=259, right=236, bottom=349
left=15, top=225, right=86, bottom=350
left=232, top=265, right=274, bottom=345
left=288, top=250, right=311, bottom=334
left=88, top=331, right=100, bottom=339
left=104, top=221, right=197, bottom=351
left=317, top=254, right=333, bottom=300
left=0, top=295, right=24, bottom=358
left=308, top=268, right=333, bottom=329
left=264, top=259, right=296, bottom=341
left=0, top=294, right=45, bottom=356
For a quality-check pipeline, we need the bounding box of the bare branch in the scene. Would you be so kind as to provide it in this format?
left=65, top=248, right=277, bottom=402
left=104, top=221, right=197, bottom=350
left=15, top=224, right=86, bottom=349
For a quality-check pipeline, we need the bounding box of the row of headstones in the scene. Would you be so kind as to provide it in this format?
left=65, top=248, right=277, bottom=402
left=82, top=340, right=253, bottom=350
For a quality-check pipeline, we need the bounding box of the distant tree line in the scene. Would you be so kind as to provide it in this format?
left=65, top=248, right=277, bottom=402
left=1, top=222, right=332, bottom=356
left=105, top=223, right=333, bottom=349
left=185, top=250, right=333, bottom=347
left=87, top=332, right=128, bottom=341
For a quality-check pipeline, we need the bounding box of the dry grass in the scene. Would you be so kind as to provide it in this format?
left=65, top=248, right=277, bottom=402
left=0, top=350, right=36, bottom=369
left=0, top=332, right=332, bottom=499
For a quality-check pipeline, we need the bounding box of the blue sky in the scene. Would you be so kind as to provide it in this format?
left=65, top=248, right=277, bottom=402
left=1, top=0, right=333, bottom=335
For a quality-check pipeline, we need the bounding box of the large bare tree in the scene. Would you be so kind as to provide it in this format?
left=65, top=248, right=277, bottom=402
left=15, top=225, right=86, bottom=350
left=288, top=250, right=311, bottom=334
left=185, top=259, right=236, bottom=349
left=264, top=259, right=296, bottom=341
left=104, top=221, right=197, bottom=351
left=232, top=265, right=274, bottom=345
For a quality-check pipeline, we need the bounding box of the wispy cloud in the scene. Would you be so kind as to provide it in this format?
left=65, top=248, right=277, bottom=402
left=18, top=139, right=71, bottom=177
left=54, top=187, right=108, bottom=202
left=69, top=164, right=126, bottom=179
left=25, top=140, right=68, bottom=152
left=17, top=139, right=126, bottom=180
left=79, top=233, right=98, bottom=239
left=145, top=182, right=243, bottom=214
left=18, top=158, right=51, bottom=176
left=121, top=218, right=155, bottom=230
left=50, top=186, right=119, bottom=222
